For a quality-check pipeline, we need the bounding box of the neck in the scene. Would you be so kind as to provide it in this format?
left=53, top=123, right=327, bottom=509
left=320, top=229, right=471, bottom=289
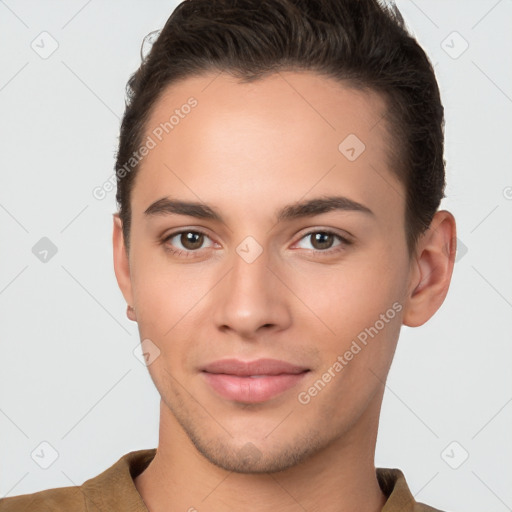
left=135, top=395, right=387, bottom=512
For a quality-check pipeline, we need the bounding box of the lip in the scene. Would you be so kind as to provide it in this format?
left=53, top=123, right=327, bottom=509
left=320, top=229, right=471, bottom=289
left=201, top=358, right=310, bottom=403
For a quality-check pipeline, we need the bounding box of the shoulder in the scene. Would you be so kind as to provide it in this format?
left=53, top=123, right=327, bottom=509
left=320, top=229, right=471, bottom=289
left=377, top=467, right=448, bottom=512
left=0, top=485, right=85, bottom=511
left=0, top=448, right=156, bottom=512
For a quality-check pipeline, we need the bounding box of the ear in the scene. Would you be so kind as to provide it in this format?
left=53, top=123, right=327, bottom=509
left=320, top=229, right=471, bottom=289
left=402, top=210, right=457, bottom=327
left=112, top=213, right=136, bottom=321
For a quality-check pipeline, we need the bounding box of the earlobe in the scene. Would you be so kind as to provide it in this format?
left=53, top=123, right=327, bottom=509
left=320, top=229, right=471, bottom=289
left=402, top=210, right=457, bottom=327
left=112, top=213, right=135, bottom=314
left=126, top=304, right=137, bottom=322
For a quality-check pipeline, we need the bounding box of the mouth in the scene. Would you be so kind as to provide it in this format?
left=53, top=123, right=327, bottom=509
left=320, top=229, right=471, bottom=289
left=200, top=358, right=310, bottom=403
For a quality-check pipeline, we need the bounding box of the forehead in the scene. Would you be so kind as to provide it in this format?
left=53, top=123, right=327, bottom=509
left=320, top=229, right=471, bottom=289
left=131, top=70, right=403, bottom=227
left=144, top=70, right=390, bottom=151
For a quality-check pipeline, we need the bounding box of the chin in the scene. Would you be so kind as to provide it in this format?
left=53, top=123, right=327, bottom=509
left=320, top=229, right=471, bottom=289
left=188, top=428, right=327, bottom=474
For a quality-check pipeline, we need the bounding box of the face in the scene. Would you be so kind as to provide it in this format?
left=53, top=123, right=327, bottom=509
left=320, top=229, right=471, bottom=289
left=114, top=71, right=416, bottom=473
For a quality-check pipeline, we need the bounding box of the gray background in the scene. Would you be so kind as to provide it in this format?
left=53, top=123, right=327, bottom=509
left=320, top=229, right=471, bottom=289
left=0, top=1, right=511, bottom=510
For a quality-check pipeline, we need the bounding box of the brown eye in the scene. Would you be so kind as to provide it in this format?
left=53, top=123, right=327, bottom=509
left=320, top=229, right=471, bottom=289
left=179, top=231, right=204, bottom=250
left=294, top=230, right=350, bottom=254
left=163, top=230, right=215, bottom=256
left=310, top=232, right=336, bottom=250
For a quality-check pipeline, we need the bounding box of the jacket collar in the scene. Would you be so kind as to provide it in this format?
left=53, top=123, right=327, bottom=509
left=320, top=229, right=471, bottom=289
left=81, top=448, right=428, bottom=512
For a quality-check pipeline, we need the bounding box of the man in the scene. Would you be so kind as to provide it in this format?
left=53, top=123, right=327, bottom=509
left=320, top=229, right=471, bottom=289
left=0, top=0, right=456, bottom=510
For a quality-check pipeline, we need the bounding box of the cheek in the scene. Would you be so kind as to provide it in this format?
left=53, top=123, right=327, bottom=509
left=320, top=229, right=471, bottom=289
left=129, top=250, right=214, bottom=365
left=288, top=252, right=406, bottom=376
left=297, top=255, right=403, bottom=326
left=299, top=259, right=404, bottom=414
left=129, top=247, right=182, bottom=332
left=134, top=271, right=200, bottom=334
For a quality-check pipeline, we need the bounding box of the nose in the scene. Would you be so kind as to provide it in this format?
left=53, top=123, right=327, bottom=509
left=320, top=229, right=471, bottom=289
left=212, top=240, right=292, bottom=340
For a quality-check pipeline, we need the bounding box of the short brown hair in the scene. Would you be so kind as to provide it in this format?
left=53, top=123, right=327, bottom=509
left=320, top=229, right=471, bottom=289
left=115, top=0, right=446, bottom=256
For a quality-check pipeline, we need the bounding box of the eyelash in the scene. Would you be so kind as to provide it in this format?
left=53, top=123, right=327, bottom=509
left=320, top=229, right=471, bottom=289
left=161, top=229, right=352, bottom=259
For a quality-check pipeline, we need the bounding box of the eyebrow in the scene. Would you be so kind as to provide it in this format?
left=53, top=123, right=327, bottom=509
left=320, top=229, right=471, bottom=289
left=143, top=195, right=374, bottom=223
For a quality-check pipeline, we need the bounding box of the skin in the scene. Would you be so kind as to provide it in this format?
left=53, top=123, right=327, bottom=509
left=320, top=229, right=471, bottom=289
left=113, top=70, right=456, bottom=512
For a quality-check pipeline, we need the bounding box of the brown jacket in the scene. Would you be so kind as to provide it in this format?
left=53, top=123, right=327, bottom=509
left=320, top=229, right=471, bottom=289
left=0, top=448, right=445, bottom=511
